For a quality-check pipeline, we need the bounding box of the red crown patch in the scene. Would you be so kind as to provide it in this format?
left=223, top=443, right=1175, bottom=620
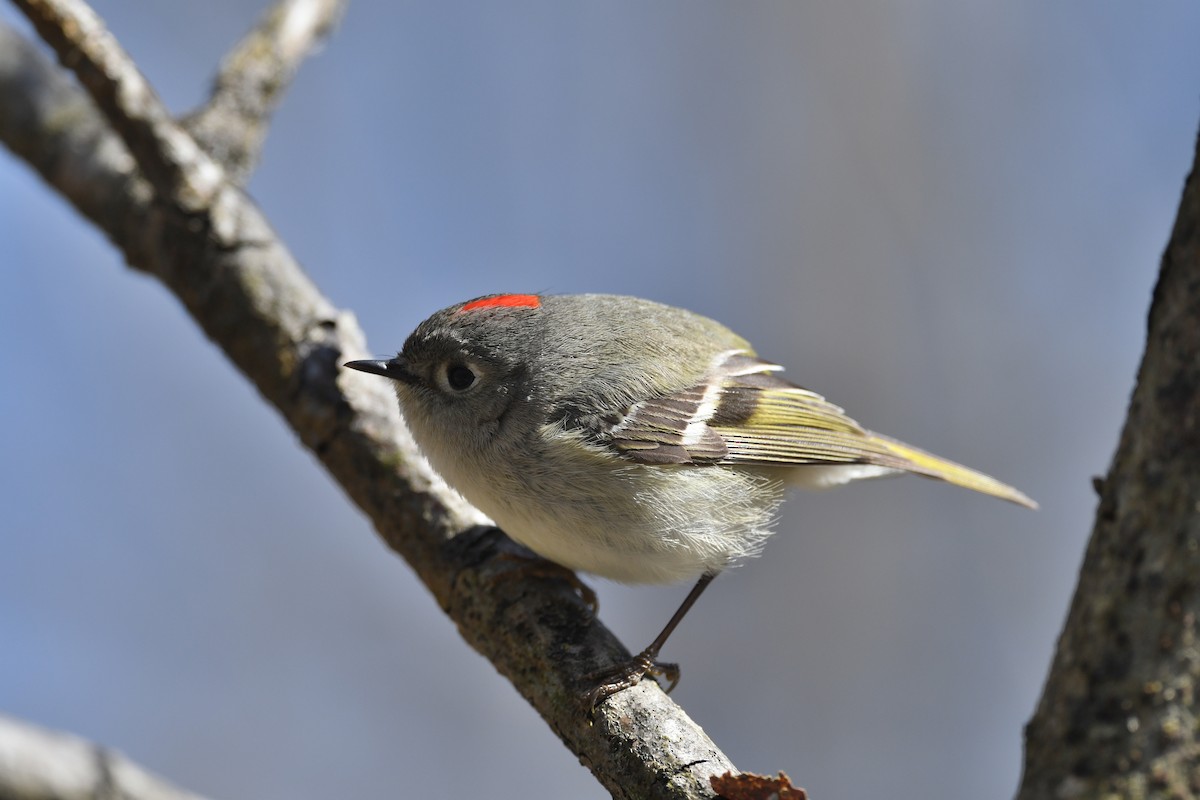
left=459, top=294, right=541, bottom=312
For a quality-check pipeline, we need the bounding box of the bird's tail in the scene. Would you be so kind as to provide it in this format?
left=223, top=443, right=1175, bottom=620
left=870, top=434, right=1038, bottom=509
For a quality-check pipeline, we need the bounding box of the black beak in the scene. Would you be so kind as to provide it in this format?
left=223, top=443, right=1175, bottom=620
left=344, top=358, right=418, bottom=384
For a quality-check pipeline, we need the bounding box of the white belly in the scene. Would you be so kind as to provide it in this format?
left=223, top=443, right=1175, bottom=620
left=488, top=465, right=781, bottom=583
left=418, top=423, right=784, bottom=584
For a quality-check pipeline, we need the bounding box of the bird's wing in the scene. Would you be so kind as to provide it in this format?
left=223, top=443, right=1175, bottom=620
left=602, top=351, right=888, bottom=466
left=597, top=351, right=1035, bottom=507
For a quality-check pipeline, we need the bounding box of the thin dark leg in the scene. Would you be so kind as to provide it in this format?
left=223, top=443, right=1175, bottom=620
left=640, top=571, right=715, bottom=662
left=585, top=572, right=717, bottom=711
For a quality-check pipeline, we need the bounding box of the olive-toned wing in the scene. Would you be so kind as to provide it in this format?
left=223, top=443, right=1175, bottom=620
left=604, top=351, right=1035, bottom=508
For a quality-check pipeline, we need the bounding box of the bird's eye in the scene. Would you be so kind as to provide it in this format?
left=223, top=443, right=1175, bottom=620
left=445, top=363, right=477, bottom=391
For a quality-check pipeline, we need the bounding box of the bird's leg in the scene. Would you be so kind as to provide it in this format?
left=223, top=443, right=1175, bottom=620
left=585, top=572, right=717, bottom=711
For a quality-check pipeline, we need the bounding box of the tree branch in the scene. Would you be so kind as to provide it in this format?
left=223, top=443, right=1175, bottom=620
left=0, top=3, right=735, bottom=797
left=183, top=0, right=348, bottom=183
left=0, top=714, right=210, bottom=800
left=13, top=0, right=223, bottom=210
left=1017, top=131, right=1200, bottom=797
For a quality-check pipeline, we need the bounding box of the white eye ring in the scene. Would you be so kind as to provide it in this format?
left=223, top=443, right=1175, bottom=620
left=437, top=361, right=478, bottom=393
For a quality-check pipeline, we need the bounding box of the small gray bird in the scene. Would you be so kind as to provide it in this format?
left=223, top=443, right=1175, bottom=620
left=346, top=293, right=1035, bottom=706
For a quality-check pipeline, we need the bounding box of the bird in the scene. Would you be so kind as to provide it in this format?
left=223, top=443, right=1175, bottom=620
left=345, top=293, right=1035, bottom=707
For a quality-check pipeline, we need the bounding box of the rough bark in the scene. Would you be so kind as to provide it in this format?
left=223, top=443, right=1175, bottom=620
left=1018, top=132, right=1200, bottom=798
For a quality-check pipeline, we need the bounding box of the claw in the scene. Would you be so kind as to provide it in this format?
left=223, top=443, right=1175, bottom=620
left=584, top=650, right=681, bottom=712
left=583, top=572, right=718, bottom=716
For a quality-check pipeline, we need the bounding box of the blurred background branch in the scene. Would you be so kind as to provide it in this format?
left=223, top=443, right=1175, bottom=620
left=182, top=0, right=348, bottom=183
left=0, top=714, right=210, bottom=800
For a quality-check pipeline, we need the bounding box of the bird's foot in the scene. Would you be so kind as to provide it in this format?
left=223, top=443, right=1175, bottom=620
left=584, top=648, right=680, bottom=713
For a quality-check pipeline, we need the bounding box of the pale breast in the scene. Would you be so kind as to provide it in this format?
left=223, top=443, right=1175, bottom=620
left=472, top=441, right=785, bottom=584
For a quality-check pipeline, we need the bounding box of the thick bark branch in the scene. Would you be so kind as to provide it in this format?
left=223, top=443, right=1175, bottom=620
left=13, top=0, right=224, bottom=210
left=0, top=715, right=210, bottom=800
left=0, top=3, right=734, bottom=797
left=1018, top=132, right=1200, bottom=797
